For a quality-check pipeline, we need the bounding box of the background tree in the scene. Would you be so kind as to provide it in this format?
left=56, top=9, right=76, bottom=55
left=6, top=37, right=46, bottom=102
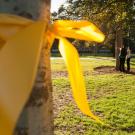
left=0, top=0, right=53, bottom=135
left=52, top=0, right=135, bottom=69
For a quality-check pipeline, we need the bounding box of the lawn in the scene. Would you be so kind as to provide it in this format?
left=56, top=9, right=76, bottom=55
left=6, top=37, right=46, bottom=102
left=51, top=56, right=135, bottom=135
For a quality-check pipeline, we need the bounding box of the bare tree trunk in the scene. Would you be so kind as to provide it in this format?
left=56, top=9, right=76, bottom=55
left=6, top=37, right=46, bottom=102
left=115, top=27, right=123, bottom=70
left=0, top=0, right=53, bottom=135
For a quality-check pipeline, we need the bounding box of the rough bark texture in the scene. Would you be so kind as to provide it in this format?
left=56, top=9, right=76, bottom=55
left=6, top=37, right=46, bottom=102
left=0, top=0, right=53, bottom=135
left=115, top=28, right=123, bottom=70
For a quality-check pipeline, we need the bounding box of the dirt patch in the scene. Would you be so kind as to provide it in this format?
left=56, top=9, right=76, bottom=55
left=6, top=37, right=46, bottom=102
left=94, top=66, right=135, bottom=75
left=52, top=71, right=68, bottom=78
left=93, top=66, right=117, bottom=75
left=52, top=66, right=116, bottom=78
left=52, top=66, right=135, bottom=78
left=53, top=90, right=73, bottom=117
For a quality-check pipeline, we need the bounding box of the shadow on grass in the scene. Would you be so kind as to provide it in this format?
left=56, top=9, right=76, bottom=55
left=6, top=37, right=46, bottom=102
left=125, top=70, right=135, bottom=75
left=94, top=66, right=135, bottom=75
left=121, top=127, right=135, bottom=133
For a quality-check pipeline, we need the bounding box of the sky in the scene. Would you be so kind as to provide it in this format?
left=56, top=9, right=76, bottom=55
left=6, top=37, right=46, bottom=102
left=51, top=0, right=66, bottom=12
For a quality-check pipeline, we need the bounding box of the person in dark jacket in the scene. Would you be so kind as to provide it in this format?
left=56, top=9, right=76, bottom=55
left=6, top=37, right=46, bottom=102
left=119, top=46, right=127, bottom=72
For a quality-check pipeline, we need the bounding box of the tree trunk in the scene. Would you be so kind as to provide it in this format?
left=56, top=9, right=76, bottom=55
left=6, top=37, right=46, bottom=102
left=0, top=0, right=53, bottom=135
left=115, top=27, right=123, bottom=70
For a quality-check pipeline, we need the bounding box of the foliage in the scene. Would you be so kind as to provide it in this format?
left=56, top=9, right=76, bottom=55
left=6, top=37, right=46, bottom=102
left=51, top=0, right=135, bottom=51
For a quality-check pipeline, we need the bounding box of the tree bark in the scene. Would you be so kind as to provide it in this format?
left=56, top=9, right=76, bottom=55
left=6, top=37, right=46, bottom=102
left=115, top=27, right=123, bottom=70
left=0, top=0, right=53, bottom=135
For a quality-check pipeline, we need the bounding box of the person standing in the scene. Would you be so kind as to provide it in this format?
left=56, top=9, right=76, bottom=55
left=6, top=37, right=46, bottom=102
left=119, top=46, right=127, bottom=72
left=126, top=47, right=131, bottom=72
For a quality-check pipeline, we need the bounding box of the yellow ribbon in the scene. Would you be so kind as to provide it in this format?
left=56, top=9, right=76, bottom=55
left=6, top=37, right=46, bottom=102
left=0, top=13, right=105, bottom=135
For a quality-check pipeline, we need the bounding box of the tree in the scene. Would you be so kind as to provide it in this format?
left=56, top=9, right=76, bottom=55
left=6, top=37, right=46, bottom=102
left=0, top=0, right=53, bottom=135
left=52, top=0, right=135, bottom=69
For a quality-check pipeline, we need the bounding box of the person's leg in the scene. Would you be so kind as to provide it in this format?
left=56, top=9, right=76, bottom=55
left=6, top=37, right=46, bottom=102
left=127, top=58, right=130, bottom=72
left=119, top=58, right=122, bottom=71
left=122, top=58, right=125, bottom=72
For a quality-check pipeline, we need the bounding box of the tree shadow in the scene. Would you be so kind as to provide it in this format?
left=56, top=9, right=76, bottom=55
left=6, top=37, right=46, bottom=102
left=126, top=71, right=135, bottom=75
left=94, top=66, right=135, bottom=75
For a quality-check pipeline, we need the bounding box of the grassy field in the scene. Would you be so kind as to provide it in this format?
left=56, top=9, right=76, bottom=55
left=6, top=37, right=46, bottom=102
left=51, top=57, right=135, bottom=135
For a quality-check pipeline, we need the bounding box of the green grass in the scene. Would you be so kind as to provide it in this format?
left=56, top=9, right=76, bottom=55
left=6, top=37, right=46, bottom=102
left=51, top=52, right=113, bottom=57
left=51, top=57, right=115, bottom=72
left=51, top=57, right=135, bottom=135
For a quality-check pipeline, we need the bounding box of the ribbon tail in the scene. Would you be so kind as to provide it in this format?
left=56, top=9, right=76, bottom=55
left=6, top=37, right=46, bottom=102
left=58, top=38, right=103, bottom=124
left=0, top=21, right=46, bottom=135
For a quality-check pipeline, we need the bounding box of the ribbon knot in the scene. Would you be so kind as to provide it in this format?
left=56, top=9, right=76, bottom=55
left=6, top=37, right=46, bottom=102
left=0, top=13, right=105, bottom=135
left=49, top=20, right=105, bottom=42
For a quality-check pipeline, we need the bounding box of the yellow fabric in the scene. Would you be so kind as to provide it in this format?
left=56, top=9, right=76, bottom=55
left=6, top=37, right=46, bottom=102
left=58, top=38, right=103, bottom=124
left=0, top=13, right=105, bottom=135
left=51, top=20, right=105, bottom=42
left=0, top=15, right=46, bottom=135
